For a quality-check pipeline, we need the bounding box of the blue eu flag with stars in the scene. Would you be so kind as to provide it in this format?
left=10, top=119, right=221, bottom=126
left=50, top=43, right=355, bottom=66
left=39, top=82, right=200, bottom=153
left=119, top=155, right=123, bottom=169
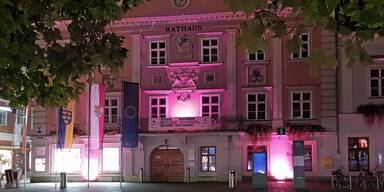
left=122, top=82, right=139, bottom=148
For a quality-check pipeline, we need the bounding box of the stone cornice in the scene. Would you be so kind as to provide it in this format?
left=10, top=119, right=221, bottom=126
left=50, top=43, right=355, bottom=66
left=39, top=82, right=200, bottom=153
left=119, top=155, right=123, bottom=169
left=113, top=11, right=246, bottom=26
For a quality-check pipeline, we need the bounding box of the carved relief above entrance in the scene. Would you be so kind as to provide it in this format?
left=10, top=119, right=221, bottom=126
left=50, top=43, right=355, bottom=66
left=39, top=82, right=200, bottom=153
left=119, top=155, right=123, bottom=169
left=167, top=64, right=199, bottom=103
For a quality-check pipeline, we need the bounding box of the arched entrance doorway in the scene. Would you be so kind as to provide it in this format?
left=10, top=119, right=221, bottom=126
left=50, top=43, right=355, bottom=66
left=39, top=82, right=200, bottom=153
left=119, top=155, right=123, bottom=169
left=150, top=145, right=184, bottom=182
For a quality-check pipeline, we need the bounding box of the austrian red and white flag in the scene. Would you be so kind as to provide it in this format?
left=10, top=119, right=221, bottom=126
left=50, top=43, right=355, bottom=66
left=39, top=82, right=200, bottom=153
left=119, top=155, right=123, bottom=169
left=90, top=84, right=105, bottom=149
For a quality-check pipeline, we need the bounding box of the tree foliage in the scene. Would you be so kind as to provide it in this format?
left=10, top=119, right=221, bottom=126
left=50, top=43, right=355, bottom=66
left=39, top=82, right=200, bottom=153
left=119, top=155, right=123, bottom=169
left=0, top=0, right=141, bottom=107
left=225, top=0, right=384, bottom=75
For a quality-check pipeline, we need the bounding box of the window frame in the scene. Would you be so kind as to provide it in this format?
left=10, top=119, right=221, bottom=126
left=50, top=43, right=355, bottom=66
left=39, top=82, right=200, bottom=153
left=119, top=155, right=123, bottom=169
left=347, top=137, right=369, bottom=171
left=104, top=97, right=119, bottom=125
left=292, top=33, right=310, bottom=59
left=200, top=146, right=216, bottom=172
left=102, top=147, right=120, bottom=173
left=201, top=37, right=219, bottom=63
left=149, top=96, right=168, bottom=118
left=369, top=68, right=384, bottom=97
left=304, top=144, right=313, bottom=171
left=0, top=111, right=7, bottom=126
left=149, top=41, right=167, bottom=65
left=246, top=92, right=267, bottom=120
left=200, top=94, right=220, bottom=118
left=290, top=91, right=312, bottom=120
left=247, top=49, right=266, bottom=61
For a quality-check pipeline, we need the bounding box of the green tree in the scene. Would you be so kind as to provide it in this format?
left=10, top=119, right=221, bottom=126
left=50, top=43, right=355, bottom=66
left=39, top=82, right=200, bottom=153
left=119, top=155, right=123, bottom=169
left=0, top=0, right=141, bottom=107
left=225, top=0, right=383, bottom=75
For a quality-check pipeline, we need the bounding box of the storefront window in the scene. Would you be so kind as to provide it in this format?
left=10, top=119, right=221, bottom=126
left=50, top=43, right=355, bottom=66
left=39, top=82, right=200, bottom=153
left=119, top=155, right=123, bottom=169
left=304, top=145, right=312, bottom=171
left=53, top=148, right=81, bottom=173
left=102, top=147, right=120, bottom=172
left=201, top=146, right=216, bottom=172
left=35, top=158, right=46, bottom=172
left=348, top=137, right=369, bottom=171
left=247, top=145, right=266, bottom=171
left=0, top=150, right=12, bottom=173
left=247, top=146, right=253, bottom=171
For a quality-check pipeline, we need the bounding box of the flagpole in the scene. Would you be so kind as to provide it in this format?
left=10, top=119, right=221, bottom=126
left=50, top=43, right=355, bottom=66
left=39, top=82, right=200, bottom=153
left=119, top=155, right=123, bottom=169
left=23, top=101, right=30, bottom=190
left=87, top=84, right=91, bottom=188
left=120, top=81, right=123, bottom=189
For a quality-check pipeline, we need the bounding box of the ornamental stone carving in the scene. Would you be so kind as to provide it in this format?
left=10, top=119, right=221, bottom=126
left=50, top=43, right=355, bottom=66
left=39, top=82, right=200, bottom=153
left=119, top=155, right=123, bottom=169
left=173, top=34, right=194, bottom=60
left=167, top=66, right=199, bottom=103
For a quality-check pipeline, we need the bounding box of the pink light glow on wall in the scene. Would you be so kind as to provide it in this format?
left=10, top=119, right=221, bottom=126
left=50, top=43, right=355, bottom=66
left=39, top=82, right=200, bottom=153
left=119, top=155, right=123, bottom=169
left=82, top=150, right=99, bottom=180
left=170, top=92, right=200, bottom=117
left=269, top=136, right=293, bottom=180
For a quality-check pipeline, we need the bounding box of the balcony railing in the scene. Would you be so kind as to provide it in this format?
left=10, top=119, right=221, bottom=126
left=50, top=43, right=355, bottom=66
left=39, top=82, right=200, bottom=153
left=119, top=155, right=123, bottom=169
left=30, top=116, right=274, bottom=136
left=140, top=116, right=244, bottom=133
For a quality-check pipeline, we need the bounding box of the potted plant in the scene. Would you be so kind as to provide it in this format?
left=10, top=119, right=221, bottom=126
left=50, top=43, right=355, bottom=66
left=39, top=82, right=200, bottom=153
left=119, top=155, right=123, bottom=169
left=286, top=123, right=325, bottom=139
left=245, top=124, right=273, bottom=144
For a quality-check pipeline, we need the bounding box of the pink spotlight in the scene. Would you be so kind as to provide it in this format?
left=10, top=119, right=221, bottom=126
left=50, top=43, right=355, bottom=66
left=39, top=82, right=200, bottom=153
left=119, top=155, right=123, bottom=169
left=82, top=158, right=98, bottom=180
left=82, top=149, right=99, bottom=180
left=269, top=136, right=293, bottom=180
left=270, top=158, right=290, bottom=180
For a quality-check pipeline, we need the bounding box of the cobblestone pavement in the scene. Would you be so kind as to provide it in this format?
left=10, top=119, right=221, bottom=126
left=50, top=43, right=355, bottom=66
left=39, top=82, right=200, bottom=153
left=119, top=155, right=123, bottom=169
left=0, top=181, right=378, bottom=192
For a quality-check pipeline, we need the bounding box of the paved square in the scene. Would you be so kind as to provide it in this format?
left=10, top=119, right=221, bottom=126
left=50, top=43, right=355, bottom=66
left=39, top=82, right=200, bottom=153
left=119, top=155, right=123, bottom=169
left=0, top=181, right=373, bottom=192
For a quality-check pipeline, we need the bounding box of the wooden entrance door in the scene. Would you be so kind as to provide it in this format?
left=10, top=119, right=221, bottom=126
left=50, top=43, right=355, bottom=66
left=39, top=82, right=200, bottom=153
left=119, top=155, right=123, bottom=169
left=150, top=146, right=184, bottom=182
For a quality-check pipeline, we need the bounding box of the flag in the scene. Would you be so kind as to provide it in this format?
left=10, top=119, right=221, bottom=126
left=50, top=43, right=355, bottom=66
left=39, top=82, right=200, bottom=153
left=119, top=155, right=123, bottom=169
left=90, top=84, right=105, bottom=149
left=122, top=82, right=139, bottom=148
left=58, top=100, right=75, bottom=149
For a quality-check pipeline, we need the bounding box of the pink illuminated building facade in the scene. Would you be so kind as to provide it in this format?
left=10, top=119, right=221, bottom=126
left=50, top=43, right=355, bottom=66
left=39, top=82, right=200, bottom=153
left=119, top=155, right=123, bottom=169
left=30, top=0, right=346, bottom=182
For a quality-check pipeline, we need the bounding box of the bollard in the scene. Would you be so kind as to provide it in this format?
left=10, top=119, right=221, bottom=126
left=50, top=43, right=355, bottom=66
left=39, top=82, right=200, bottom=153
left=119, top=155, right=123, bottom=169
left=139, top=168, right=144, bottom=183
left=187, top=167, right=191, bottom=183
left=228, top=170, right=236, bottom=188
left=60, top=172, right=67, bottom=189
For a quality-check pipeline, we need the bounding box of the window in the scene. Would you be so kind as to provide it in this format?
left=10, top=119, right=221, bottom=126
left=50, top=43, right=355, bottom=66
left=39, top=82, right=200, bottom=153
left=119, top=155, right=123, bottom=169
left=247, top=146, right=253, bottom=171
left=0, top=150, right=12, bottom=173
left=150, top=41, right=166, bottom=65
left=201, top=146, right=216, bottom=172
left=348, top=137, right=369, bottom=171
left=370, top=68, right=384, bottom=96
left=16, top=110, right=24, bottom=125
left=35, top=158, right=46, bottom=172
left=53, top=148, right=81, bottom=172
left=201, top=95, right=220, bottom=119
left=304, top=145, right=313, bottom=171
left=247, top=145, right=266, bottom=171
left=291, top=91, right=312, bottom=119
left=0, top=111, right=7, bottom=126
left=292, top=33, right=309, bottom=59
left=150, top=97, right=167, bottom=118
left=102, top=147, right=120, bottom=172
left=201, top=38, right=219, bottom=63
left=104, top=98, right=118, bottom=124
left=248, top=50, right=265, bottom=61
left=247, top=93, right=267, bottom=120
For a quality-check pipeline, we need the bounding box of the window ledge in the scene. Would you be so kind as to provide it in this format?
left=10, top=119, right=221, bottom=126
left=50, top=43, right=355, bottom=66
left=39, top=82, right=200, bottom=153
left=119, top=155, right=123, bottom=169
left=288, top=58, right=308, bottom=63
left=199, top=62, right=223, bottom=67
left=198, top=171, right=217, bottom=177
left=146, top=65, right=169, bottom=68
left=368, top=96, right=384, bottom=100
left=287, top=119, right=319, bottom=124
left=244, top=61, right=270, bottom=65
left=243, top=120, right=271, bottom=123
